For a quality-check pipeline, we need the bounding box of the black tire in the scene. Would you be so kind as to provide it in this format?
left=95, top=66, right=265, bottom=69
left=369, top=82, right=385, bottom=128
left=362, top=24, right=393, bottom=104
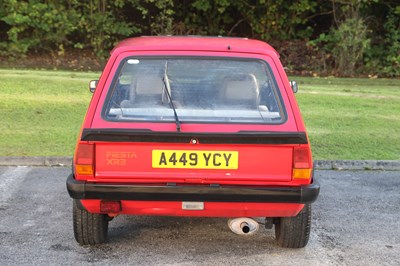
left=73, top=200, right=109, bottom=245
left=274, top=204, right=311, bottom=248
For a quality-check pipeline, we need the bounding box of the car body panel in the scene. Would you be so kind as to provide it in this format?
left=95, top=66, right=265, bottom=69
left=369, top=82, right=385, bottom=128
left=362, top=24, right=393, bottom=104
left=68, top=36, right=317, bottom=218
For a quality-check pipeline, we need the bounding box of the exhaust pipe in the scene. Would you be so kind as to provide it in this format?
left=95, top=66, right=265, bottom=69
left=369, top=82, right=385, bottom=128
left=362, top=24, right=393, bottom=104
left=228, top=218, right=259, bottom=235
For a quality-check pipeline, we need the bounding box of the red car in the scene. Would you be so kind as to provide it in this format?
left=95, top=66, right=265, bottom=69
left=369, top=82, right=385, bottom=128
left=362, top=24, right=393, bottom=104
left=67, top=36, right=319, bottom=248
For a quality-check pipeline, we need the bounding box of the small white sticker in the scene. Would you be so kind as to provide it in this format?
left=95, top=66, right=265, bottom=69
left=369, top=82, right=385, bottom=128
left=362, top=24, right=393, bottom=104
left=182, top=202, right=204, bottom=210
left=127, top=59, right=140, bottom=64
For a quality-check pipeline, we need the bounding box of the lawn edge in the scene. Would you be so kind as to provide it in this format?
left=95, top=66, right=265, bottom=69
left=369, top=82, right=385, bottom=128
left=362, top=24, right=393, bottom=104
left=0, top=156, right=399, bottom=170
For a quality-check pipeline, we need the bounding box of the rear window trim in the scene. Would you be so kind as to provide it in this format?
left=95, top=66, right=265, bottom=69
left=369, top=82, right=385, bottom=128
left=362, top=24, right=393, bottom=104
left=101, top=55, right=288, bottom=125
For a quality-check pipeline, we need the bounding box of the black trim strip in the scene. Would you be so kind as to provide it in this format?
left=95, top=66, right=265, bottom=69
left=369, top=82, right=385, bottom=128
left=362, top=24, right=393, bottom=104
left=66, top=175, right=319, bottom=204
left=81, top=128, right=308, bottom=144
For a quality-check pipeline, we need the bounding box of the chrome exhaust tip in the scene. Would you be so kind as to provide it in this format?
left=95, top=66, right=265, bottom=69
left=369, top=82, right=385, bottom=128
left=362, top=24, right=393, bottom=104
left=228, top=217, right=259, bottom=235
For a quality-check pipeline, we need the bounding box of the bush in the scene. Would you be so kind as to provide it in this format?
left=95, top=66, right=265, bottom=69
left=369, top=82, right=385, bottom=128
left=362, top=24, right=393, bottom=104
left=365, top=11, right=400, bottom=77
left=0, top=0, right=80, bottom=57
left=0, top=0, right=398, bottom=77
left=331, top=17, right=370, bottom=76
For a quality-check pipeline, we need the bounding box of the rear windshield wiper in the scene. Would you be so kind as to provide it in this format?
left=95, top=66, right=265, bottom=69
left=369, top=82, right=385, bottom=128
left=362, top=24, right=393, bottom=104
left=162, top=61, right=181, bottom=132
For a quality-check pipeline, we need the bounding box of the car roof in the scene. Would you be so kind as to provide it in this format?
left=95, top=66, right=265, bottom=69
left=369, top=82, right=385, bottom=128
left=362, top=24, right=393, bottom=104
left=111, top=36, right=279, bottom=57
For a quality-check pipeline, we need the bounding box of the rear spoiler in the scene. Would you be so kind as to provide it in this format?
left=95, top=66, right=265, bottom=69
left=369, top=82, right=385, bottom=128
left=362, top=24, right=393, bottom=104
left=81, top=128, right=308, bottom=145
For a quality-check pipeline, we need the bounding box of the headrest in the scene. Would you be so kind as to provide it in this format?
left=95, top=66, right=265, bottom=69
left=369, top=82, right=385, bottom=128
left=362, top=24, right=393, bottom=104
left=134, top=75, right=163, bottom=95
left=223, top=74, right=259, bottom=106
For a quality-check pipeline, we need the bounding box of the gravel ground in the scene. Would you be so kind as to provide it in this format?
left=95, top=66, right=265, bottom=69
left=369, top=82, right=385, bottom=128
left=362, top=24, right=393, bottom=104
left=0, top=167, right=399, bottom=265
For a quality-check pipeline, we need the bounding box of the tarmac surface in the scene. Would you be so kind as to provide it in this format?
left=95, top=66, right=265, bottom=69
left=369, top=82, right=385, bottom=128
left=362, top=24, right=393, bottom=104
left=0, top=166, right=399, bottom=265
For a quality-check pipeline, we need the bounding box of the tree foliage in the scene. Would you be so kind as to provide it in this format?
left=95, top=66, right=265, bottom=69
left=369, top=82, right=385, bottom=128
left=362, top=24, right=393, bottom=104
left=0, top=0, right=398, bottom=76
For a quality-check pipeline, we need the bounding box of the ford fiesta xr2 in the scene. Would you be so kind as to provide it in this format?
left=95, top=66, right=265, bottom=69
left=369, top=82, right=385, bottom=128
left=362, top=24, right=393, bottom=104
left=67, top=36, right=320, bottom=248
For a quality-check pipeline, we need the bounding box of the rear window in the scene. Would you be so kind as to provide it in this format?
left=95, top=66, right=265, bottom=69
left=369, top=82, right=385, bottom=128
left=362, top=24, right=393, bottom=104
left=103, top=57, right=286, bottom=124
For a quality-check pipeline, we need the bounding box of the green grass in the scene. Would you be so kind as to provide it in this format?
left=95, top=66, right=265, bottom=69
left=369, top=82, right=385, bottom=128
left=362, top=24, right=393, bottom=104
left=0, top=69, right=399, bottom=160
left=293, top=76, right=400, bottom=160
left=0, top=69, right=99, bottom=156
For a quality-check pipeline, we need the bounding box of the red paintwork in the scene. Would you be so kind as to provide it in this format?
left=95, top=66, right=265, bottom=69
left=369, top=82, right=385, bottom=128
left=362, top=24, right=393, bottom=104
left=95, top=143, right=293, bottom=183
left=111, top=36, right=280, bottom=57
left=74, top=36, right=313, bottom=217
left=82, top=200, right=304, bottom=218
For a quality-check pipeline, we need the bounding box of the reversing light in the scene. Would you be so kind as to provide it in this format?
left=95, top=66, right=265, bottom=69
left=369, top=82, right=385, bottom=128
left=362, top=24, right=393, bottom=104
left=293, top=146, right=312, bottom=179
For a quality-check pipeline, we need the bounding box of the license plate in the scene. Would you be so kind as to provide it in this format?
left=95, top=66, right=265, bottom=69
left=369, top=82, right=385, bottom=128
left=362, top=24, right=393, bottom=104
left=152, top=150, right=238, bottom=169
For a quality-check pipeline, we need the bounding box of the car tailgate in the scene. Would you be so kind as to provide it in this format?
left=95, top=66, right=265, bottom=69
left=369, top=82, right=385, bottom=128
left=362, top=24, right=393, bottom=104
left=94, top=142, right=294, bottom=184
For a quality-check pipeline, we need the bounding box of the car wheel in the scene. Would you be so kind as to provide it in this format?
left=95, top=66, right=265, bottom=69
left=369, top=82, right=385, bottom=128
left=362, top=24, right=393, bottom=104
left=274, top=204, right=311, bottom=248
left=73, top=200, right=109, bottom=245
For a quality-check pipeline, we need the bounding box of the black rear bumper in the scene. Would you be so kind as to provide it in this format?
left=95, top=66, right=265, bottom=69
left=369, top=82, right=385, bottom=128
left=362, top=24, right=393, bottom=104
left=66, top=175, right=320, bottom=204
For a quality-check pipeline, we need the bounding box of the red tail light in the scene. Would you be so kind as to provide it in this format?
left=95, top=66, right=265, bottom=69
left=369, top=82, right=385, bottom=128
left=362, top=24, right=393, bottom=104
left=75, top=143, right=94, bottom=176
left=292, top=146, right=312, bottom=179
